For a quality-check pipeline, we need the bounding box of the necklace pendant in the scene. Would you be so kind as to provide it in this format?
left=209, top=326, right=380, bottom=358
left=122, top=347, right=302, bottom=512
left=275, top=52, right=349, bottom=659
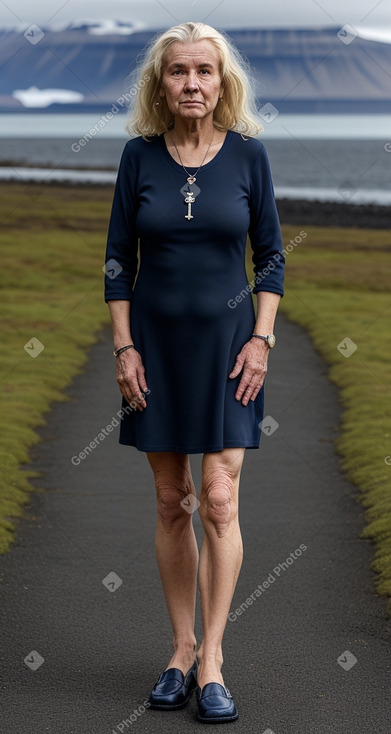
left=187, top=176, right=196, bottom=185
left=185, top=191, right=195, bottom=220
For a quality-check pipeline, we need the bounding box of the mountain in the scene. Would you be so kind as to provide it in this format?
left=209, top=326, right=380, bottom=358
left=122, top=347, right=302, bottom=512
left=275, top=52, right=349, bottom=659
left=1, top=21, right=390, bottom=113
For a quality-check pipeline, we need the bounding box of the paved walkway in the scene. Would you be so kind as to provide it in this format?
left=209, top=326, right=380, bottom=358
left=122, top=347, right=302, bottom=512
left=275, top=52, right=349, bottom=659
left=0, top=314, right=390, bottom=734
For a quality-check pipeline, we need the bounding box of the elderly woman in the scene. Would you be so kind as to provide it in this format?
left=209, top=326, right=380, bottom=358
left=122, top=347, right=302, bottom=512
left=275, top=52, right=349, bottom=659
left=104, top=21, right=284, bottom=724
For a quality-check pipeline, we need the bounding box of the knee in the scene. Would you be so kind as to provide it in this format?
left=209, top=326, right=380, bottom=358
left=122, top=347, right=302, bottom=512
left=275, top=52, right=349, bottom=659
left=155, top=475, right=195, bottom=532
left=199, top=469, right=237, bottom=538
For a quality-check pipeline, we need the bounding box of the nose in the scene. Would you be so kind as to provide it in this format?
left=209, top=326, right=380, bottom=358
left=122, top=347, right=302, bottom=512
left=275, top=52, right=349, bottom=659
left=184, top=71, right=199, bottom=92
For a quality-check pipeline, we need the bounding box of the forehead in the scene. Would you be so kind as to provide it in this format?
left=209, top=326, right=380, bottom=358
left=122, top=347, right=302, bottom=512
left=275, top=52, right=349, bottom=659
left=163, top=40, right=220, bottom=67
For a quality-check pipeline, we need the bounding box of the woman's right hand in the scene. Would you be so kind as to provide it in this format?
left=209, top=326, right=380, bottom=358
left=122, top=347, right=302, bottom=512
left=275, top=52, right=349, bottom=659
left=116, top=348, right=148, bottom=411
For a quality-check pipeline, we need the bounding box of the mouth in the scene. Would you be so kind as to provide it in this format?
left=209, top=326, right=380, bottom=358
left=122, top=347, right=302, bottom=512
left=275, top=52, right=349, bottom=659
left=181, top=101, right=203, bottom=105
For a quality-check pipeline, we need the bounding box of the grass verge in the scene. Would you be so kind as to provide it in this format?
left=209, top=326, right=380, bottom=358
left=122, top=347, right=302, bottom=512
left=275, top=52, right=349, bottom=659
left=0, top=182, right=112, bottom=552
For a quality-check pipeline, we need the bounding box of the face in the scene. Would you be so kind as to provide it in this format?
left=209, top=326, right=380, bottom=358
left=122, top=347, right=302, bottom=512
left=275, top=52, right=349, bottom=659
left=159, top=40, right=223, bottom=121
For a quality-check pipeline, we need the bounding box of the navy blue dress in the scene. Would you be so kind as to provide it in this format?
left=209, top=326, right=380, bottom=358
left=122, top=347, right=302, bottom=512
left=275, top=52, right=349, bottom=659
left=104, top=129, right=284, bottom=453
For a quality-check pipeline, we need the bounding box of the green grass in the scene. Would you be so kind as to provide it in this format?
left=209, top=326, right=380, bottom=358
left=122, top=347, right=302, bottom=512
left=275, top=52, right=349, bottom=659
left=0, top=183, right=112, bottom=552
left=248, top=225, right=391, bottom=615
left=1, top=183, right=391, bottom=617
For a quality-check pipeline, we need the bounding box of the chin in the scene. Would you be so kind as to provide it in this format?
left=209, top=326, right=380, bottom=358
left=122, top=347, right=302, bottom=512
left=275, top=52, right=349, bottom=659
left=178, top=108, right=207, bottom=118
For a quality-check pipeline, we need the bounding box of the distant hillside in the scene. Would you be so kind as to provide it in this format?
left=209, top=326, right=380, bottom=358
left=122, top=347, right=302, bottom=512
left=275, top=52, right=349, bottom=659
left=1, top=22, right=390, bottom=113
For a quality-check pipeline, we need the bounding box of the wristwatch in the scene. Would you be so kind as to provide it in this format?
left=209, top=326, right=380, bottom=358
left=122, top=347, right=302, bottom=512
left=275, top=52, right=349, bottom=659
left=252, top=334, right=276, bottom=348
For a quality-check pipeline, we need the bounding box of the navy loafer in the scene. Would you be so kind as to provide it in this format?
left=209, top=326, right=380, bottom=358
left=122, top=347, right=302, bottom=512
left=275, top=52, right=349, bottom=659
left=196, top=682, right=238, bottom=723
left=148, top=660, right=198, bottom=710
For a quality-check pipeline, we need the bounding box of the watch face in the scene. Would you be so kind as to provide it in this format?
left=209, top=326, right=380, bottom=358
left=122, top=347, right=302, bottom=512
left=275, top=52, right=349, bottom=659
left=267, top=335, right=276, bottom=348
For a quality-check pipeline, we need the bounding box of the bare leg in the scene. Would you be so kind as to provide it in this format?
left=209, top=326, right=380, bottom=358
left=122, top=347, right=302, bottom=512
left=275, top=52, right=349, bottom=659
left=196, top=447, right=245, bottom=690
left=146, top=451, right=199, bottom=675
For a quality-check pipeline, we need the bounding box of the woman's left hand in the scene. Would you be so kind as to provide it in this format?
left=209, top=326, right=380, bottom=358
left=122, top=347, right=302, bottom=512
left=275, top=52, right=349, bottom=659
left=229, top=339, right=270, bottom=405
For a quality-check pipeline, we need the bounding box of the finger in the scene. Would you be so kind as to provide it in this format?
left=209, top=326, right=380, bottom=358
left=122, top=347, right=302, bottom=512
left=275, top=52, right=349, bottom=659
left=135, top=391, right=147, bottom=410
left=229, top=356, right=245, bottom=379
left=132, top=379, right=148, bottom=410
left=121, top=377, right=146, bottom=411
left=248, top=384, right=262, bottom=402
left=120, top=384, right=137, bottom=409
left=244, top=372, right=267, bottom=403
left=125, top=390, right=145, bottom=412
left=129, top=393, right=145, bottom=412
left=136, top=365, right=148, bottom=395
left=249, top=377, right=266, bottom=401
left=241, top=385, right=256, bottom=405
left=234, top=367, right=254, bottom=400
left=129, top=383, right=147, bottom=411
left=116, top=372, right=131, bottom=401
left=238, top=371, right=263, bottom=404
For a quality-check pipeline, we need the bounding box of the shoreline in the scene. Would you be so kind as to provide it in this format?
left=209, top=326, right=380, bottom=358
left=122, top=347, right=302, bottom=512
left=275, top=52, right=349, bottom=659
left=276, top=198, right=391, bottom=229
left=1, top=180, right=389, bottom=229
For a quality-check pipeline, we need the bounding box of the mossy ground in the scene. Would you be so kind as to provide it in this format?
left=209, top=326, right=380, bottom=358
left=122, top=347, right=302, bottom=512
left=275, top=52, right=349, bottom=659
left=0, top=182, right=112, bottom=552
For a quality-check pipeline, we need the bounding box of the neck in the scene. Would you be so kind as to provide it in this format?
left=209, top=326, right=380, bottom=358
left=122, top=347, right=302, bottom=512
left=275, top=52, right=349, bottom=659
left=170, top=115, right=216, bottom=148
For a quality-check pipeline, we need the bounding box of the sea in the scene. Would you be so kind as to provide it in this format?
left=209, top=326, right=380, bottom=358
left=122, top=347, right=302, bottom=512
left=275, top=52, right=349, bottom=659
left=1, top=113, right=390, bottom=205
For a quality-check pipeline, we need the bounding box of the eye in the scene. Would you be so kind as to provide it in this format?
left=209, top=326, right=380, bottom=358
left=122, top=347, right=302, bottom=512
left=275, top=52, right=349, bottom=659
left=199, top=69, right=210, bottom=74
left=172, top=69, right=183, bottom=75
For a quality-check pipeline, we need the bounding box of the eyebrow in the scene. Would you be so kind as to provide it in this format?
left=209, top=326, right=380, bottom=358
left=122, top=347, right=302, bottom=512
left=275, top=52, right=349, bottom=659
left=167, top=61, right=215, bottom=69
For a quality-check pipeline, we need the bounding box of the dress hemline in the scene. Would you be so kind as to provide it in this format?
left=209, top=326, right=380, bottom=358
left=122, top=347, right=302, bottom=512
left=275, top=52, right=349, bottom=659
left=118, top=439, right=260, bottom=454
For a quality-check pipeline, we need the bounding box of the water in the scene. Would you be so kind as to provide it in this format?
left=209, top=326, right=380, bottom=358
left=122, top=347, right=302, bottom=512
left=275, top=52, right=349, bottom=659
left=0, top=114, right=390, bottom=204
left=1, top=113, right=390, bottom=139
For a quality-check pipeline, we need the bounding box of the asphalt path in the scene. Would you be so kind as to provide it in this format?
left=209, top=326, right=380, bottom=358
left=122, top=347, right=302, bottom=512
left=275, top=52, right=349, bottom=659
left=0, top=314, right=390, bottom=734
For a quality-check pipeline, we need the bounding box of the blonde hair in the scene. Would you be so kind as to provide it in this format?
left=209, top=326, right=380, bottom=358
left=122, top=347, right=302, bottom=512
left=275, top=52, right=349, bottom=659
left=124, top=21, right=263, bottom=139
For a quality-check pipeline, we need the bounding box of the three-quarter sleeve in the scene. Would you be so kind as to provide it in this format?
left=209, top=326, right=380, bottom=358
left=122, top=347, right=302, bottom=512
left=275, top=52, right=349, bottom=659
left=104, top=143, right=139, bottom=302
left=248, top=145, right=285, bottom=296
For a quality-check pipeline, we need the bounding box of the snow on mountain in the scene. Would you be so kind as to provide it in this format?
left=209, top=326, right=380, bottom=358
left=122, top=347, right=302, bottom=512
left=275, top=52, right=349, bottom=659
left=355, top=27, right=391, bottom=44
left=12, top=86, right=85, bottom=108
left=0, top=19, right=147, bottom=34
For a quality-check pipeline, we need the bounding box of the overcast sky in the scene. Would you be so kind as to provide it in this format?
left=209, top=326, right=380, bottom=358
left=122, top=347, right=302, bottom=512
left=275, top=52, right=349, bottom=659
left=0, top=0, right=389, bottom=30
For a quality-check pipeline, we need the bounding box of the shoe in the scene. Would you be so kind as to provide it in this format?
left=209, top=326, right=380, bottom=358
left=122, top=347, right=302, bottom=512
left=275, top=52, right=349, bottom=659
left=196, top=682, right=238, bottom=723
left=148, top=660, right=198, bottom=710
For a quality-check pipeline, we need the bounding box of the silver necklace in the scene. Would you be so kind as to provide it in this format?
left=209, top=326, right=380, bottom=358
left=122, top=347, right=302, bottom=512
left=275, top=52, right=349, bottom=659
left=171, top=131, right=214, bottom=220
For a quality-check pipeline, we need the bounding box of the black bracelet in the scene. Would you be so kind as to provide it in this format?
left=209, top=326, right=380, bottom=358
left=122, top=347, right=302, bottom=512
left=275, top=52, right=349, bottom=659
left=113, top=344, right=134, bottom=357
